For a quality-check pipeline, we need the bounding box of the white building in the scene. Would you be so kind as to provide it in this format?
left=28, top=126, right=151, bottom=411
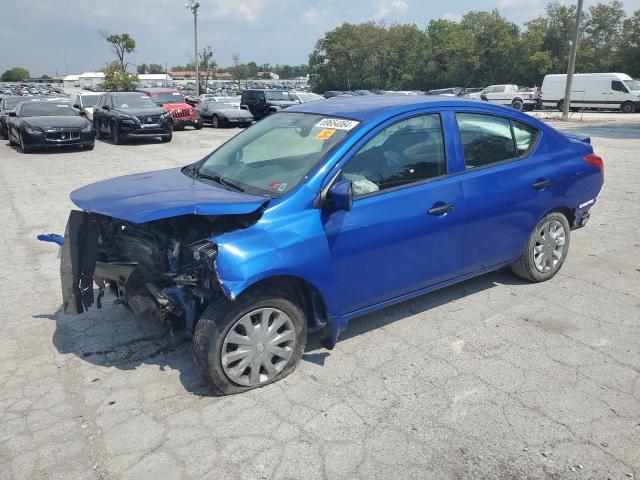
left=62, top=74, right=80, bottom=89
left=138, top=74, right=171, bottom=87
left=78, top=72, right=105, bottom=88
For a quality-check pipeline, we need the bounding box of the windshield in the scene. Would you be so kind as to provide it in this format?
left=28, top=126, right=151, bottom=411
left=297, top=93, right=323, bottom=102
left=196, top=113, right=359, bottom=195
left=113, top=95, right=157, bottom=109
left=82, top=95, right=99, bottom=107
left=624, top=79, right=640, bottom=91
left=3, top=97, right=23, bottom=109
left=21, top=103, right=77, bottom=117
left=264, top=91, right=293, bottom=101
left=211, top=103, right=236, bottom=109
left=151, top=92, right=184, bottom=103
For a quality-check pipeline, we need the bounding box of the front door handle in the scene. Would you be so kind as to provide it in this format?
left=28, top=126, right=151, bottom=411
left=428, top=203, right=454, bottom=216
left=532, top=179, right=552, bottom=190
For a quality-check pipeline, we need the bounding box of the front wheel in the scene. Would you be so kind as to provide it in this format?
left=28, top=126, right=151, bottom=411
left=511, top=212, right=570, bottom=282
left=193, top=288, right=307, bottom=395
left=19, top=132, right=31, bottom=153
left=621, top=101, right=636, bottom=114
left=211, top=115, right=219, bottom=128
left=111, top=122, right=123, bottom=145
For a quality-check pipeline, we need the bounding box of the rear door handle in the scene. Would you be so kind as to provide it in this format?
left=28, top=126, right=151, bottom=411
left=532, top=179, right=552, bottom=190
left=428, top=203, right=454, bottom=216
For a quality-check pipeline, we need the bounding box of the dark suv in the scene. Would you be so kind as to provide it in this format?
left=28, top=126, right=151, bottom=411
left=240, top=89, right=299, bottom=120
left=93, top=92, right=172, bottom=144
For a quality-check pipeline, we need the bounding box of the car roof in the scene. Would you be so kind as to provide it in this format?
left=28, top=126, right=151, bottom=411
left=286, top=95, right=494, bottom=122
left=137, top=88, right=178, bottom=93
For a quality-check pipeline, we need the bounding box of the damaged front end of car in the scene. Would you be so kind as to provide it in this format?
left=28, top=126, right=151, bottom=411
left=59, top=207, right=263, bottom=333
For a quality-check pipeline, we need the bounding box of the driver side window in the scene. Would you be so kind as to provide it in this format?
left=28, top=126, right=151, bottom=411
left=342, top=114, right=446, bottom=197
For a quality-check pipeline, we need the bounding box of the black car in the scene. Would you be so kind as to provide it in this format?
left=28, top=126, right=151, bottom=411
left=0, top=95, right=29, bottom=139
left=6, top=101, right=94, bottom=153
left=196, top=100, right=254, bottom=128
left=240, top=89, right=298, bottom=120
left=93, top=92, right=172, bottom=144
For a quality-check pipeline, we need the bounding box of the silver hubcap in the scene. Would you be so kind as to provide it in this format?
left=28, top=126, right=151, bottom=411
left=533, top=219, right=566, bottom=273
left=221, top=307, right=296, bottom=387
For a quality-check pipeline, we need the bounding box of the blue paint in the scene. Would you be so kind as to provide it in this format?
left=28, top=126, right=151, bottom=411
left=37, top=233, right=64, bottom=247
left=165, top=285, right=196, bottom=332
left=69, top=96, right=604, bottom=345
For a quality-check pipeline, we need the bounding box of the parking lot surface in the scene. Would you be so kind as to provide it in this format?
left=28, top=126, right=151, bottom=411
left=0, top=117, right=639, bottom=480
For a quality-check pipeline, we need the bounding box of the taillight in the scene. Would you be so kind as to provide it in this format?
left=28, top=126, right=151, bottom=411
left=583, top=153, right=604, bottom=174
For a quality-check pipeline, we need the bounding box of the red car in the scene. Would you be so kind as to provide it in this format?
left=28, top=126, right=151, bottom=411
left=135, top=88, right=203, bottom=130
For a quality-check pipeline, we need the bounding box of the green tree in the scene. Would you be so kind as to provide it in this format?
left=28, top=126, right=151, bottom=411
left=198, top=46, right=217, bottom=89
left=136, top=63, right=149, bottom=74
left=148, top=63, right=165, bottom=74
left=103, top=33, right=136, bottom=70
left=619, top=9, right=640, bottom=77
left=1, top=67, right=30, bottom=82
left=102, top=61, right=139, bottom=92
left=581, top=1, right=625, bottom=71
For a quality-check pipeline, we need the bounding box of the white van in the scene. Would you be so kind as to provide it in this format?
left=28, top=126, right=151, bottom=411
left=541, top=73, right=640, bottom=113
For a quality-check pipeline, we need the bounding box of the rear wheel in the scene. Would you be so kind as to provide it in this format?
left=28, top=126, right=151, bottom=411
left=193, top=288, right=307, bottom=395
left=511, top=99, right=524, bottom=111
left=211, top=115, right=219, bottom=128
left=111, top=122, right=123, bottom=145
left=621, top=101, right=636, bottom=114
left=511, top=212, right=570, bottom=282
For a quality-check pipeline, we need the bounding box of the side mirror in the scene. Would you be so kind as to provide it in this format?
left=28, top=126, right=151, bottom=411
left=328, top=179, right=353, bottom=211
left=240, top=105, right=248, bottom=110
left=78, top=110, right=87, bottom=117
left=102, top=105, right=110, bottom=111
left=73, top=104, right=81, bottom=109
left=8, top=112, right=16, bottom=117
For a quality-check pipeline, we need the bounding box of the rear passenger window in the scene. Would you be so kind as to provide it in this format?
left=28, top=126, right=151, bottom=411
left=456, top=113, right=516, bottom=168
left=512, top=121, right=538, bottom=156
left=343, top=114, right=446, bottom=197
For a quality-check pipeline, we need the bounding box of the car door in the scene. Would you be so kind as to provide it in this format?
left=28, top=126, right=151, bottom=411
left=452, top=111, right=551, bottom=273
left=609, top=79, right=629, bottom=107
left=322, top=112, right=465, bottom=315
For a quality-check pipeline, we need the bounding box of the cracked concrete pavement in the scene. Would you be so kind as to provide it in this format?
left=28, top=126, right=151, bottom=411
left=0, top=114, right=639, bottom=479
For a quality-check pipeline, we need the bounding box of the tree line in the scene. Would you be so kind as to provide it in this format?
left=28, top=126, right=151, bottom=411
left=308, top=1, right=640, bottom=92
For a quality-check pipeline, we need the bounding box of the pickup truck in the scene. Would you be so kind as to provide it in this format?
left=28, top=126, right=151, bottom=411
left=467, top=84, right=537, bottom=111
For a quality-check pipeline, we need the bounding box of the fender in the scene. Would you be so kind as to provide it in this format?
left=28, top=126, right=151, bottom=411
left=210, top=203, right=340, bottom=316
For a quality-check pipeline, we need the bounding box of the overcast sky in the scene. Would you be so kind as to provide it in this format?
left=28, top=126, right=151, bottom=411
left=1, top=0, right=640, bottom=77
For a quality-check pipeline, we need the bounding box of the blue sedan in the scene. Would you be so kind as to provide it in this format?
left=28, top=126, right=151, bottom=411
left=57, top=96, right=604, bottom=394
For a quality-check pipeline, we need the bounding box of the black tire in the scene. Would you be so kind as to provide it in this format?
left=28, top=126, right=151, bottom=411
left=161, top=133, right=172, bottom=143
left=194, top=117, right=203, bottom=130
left=0, top=125, right=6, bottom=140
left=193, top=287, right=307, bottom=395
left=511, top=99, right=524, bottom=111
left=511, top=212, right=571, bottom=282
left=556, top=100, right=564, bottom=112
left=211, top=115, right=219, bottom=128
left=83, top=144, right=95, bottom=151
left=7, top=127, right=15, bottom=145
left=94, top=120, right=105, bottom=139
left=621, top=101, right=635, bottom=114
left=19, top=132, right=31, bottom=153
left=242, top=123, right=252, bottom=128
left=111, top=122, right=123, bottom=145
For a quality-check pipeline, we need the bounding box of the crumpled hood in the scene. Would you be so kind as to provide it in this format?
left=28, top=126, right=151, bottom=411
left=70, top=167, right=268, bottom=224
left=25, top=116, right=90, bottom=129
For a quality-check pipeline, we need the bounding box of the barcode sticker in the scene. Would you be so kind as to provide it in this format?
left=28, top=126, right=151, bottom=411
left=315, top=118, right=359, bottom=130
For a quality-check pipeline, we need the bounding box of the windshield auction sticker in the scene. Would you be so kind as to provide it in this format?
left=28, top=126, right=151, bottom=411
left=315, top=118, right=359, bottom=130
left=315, top=129, right=336, bottom=140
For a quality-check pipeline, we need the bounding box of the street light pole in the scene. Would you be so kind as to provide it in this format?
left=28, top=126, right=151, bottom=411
left=562, top=0, right=584, bottom=121
left=186, top=1, right=200, bottom=96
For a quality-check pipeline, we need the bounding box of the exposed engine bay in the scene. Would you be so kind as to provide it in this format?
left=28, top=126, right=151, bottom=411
left=60, top=209, right=263, bottom=332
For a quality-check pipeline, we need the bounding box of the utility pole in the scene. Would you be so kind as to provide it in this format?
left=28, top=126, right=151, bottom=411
left=562, top=0, right=583, bottom=121
left=185, top=1, right=200, bottom=96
